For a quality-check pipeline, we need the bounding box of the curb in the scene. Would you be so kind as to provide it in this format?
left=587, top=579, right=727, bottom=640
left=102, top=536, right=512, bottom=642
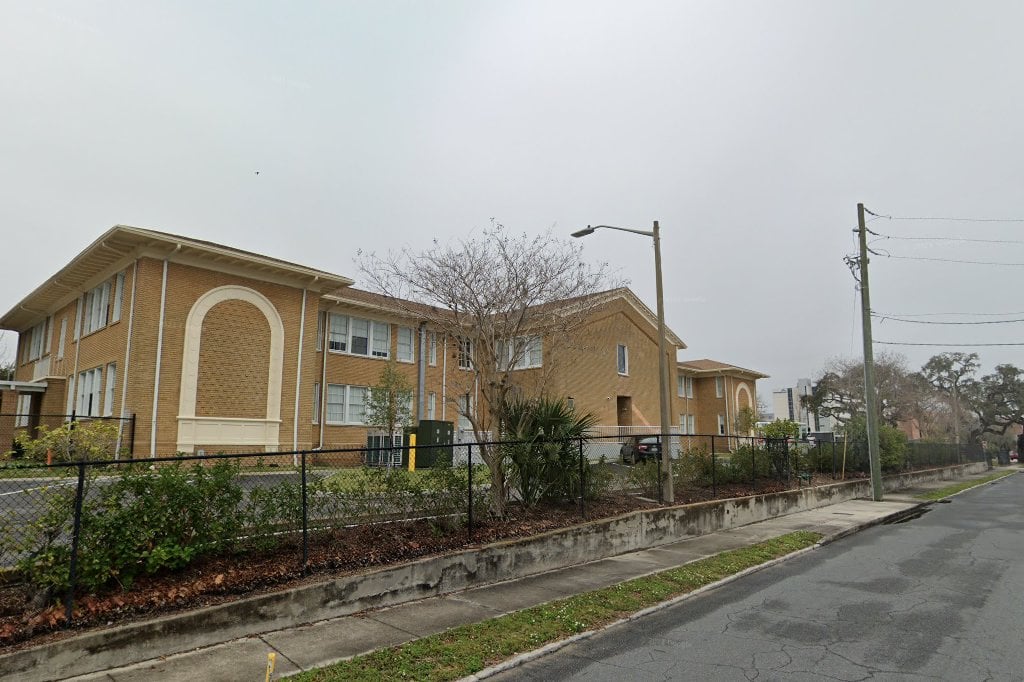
left=458, top=507, right=919, bottom=682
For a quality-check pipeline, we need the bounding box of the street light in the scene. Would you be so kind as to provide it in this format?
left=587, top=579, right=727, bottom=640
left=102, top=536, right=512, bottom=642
left=572, top=222, right=674, bottom=503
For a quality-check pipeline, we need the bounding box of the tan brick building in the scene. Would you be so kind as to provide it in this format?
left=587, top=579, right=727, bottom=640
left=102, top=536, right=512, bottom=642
left=675, top=359, right=768, bottom=438
left=1, top=226, right=766, bottom=457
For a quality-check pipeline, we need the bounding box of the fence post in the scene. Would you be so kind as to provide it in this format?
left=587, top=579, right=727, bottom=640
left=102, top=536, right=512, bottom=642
left=578, top=437, right=585, bottom=519
left=128, top=414, right=137, bottom=459
left=68, top=411, right=77, bottom=461
left=64, top=462, right=87, bottom=627
left=751, top=437, right=756, bottom=492
left=301, top=451, right=309, bottom=575
left=711, top=435, right=717, bottom=498
left=467, top=443, right=473, bottom=540
left=655, top=432, right=663, bottom=501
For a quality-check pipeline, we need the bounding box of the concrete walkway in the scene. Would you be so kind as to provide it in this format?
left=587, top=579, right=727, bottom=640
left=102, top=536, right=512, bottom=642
left=61, top=469, right=1010, bottom=681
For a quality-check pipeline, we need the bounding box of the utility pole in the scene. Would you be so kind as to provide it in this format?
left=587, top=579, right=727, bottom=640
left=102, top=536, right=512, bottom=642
left=857, top=203, right=884, bottom=501
left=653, top=220, right=675, bottom=504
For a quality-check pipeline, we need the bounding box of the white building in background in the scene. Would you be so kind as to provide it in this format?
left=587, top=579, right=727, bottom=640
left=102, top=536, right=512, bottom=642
left=772, top=378, right=835, bottom=436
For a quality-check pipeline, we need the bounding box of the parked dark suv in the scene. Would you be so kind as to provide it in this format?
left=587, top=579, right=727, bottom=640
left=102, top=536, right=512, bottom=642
left=620, top=436, right=661, bottom=465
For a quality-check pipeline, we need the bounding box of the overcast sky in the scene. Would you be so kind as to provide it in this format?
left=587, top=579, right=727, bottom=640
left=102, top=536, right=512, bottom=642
left=3, top=1, right=1023, bottom=406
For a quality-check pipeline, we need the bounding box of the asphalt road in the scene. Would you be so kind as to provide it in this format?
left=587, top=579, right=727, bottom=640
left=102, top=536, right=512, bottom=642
left=495, top=473, right=1024, bottom=681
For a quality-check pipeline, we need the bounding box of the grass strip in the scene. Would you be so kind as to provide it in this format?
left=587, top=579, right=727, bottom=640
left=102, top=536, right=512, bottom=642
left=285, top=530, right=822, bottom=682
left=915, top=470, right=1017, bottom=501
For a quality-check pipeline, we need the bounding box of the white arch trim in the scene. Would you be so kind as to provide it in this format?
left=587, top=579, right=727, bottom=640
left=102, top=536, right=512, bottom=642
left=176, top=285, right=284, bottom=453
left=735, top=382, right=752, bottom=411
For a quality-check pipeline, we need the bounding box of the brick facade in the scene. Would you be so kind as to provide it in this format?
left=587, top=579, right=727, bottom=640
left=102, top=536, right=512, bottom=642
left=2, top=226, right=765, bottom=459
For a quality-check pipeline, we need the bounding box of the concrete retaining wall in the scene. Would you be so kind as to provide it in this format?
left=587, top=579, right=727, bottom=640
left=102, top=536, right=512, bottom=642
left=3, top=463, right=987, bottom=681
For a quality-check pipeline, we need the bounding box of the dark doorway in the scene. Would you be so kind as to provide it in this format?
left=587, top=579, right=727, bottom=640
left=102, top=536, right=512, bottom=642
left=617, top=396, right=632, bottom=427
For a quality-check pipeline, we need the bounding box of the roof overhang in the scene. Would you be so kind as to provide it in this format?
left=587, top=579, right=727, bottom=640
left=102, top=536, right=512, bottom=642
left=1, top=225, right=355, bottom=331
left=678, top=363, right=769, bottom=381
left=0, top=380, right=47, bottom=393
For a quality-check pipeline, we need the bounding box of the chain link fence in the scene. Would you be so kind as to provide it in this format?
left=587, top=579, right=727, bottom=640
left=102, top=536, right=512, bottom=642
left=0, top=430, right=984, bottom=628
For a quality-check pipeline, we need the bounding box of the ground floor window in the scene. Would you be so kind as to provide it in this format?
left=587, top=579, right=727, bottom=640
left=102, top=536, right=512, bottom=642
left=326, top=384, right=368, bottom=424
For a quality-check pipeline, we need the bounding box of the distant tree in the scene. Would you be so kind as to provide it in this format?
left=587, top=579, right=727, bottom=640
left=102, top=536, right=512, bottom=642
left=357, top=223, right=611, bottom=517
left=734, top=406, right=758, bottom=436
left=921, top=353, right=980, bottom=445
left=0, top=331, right=13, bottom=380
left=364, top=359, right=415, bottom=439
left=962, top=364, right=1024, bottom=444
left=761, top=419, right=800, bottom=440
left=803, top=352, right=925, bottom=427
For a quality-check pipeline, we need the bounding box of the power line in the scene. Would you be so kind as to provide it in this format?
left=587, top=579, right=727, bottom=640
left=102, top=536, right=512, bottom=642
left=875, top=253, right=1024, bottom=266
left=871, top=313, right=1024, bottom=325
left=872, top=310, right=1024, bottom=317
left=866, top=229, right=1024, bottom=246
left=863, top=207, right=1024, bottom=223
left=875, top=340, right=1024, bottom=347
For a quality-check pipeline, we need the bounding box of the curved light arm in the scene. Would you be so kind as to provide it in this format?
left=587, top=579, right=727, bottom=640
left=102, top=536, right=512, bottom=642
left=571, top=224, right=655, bottom=239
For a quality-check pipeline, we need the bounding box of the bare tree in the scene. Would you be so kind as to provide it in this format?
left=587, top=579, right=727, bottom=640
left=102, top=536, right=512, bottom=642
left=803, top=352, right=926, bottom=427
left=358, top=224, right=612, bottom=517
left=0, top=331, right=13, bottom=380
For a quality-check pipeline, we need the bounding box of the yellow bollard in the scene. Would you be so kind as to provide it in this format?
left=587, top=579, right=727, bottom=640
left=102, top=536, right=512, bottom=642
left=265, top=652, right=276, bottom=681
left=408, top=433, right=417, bottom=472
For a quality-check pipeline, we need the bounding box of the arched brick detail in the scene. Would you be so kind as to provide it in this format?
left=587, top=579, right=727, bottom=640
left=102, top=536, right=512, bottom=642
left=176, top=286, right=284, bottom=452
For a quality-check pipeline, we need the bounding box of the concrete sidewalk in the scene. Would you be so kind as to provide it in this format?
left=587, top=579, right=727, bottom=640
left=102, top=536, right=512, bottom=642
left=62, top=468, right=1015, bottom=682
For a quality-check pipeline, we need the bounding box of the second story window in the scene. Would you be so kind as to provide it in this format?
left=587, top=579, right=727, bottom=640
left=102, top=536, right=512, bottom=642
left=715, top=376, right=725, bottom=398
left=397, top=327, right=414, bottom=363
left=82, top=281, right=111, bottom=335
left=501, top=336, right=542, bottom=370
left=26, top=321, right=46, bottom=362
left=327, top=313, right=390, bottom=359
left=617, top=344, right=628, bottom=375
left=458, top=338, right=473, bottom=370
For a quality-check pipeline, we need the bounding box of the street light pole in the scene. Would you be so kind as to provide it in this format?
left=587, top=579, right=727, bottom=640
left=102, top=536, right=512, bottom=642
left=652, top=221, right=674, bottom=503
left=572, top=221, right=675, bottom=503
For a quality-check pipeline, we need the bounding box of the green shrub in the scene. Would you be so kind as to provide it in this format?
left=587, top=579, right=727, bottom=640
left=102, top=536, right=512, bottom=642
left=5, top=461, right=246, bottom=593
left=627, top=461, right=662, bottom=497
left=501, top=396, right=598, bottom=507
left=10, top=420, right=122, bottom=462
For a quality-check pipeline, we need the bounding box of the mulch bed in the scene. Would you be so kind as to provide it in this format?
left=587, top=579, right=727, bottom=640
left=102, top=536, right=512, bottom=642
left=0, top=494, right=654, bottom=652
left=0, top=475, right=859, bottom=653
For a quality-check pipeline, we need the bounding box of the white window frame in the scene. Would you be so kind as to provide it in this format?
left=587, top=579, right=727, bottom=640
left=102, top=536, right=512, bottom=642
left=15, top=394, right=31, bottom=427
left=325, top=384, right=369, bottom=424
left=457, top=393, right=473, bottom=430
left=718, top=414, right=726, bottom=436
left=44, top=316, right=53, bottom=354
left=77, top=367, right=103, bottom=417
left=56, top=317, right=67, bottom=360
left=111, top=271, right=125, bottom=323
left=458, top=338, right=473, bottom=370
left=396, top=326, right=415, bottom=363
left=27, top=321, right=46, bottom=361
left=326, top=313, right=391, bottom=359
left=506, top=336, right=542, bottom=370
left=65, top=375, right=75, bottom=418
left=680, top=413, right=696, bottom=435
left=104, top=363, right=117, bottom=416
left=428, top=331, right=437, bottom=366
left=82, top=281, right=111, bottom=335
left=312, top=382, right=321, bottom=424
left=715, top=376, right=725, bottom=398
left=73, top=298, right=82, bottom=341
left=617, top=344, right=628, bottom=375
left=427, top=391, right=436, bottom=420
left=316, top=312, right=324, bottom=352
